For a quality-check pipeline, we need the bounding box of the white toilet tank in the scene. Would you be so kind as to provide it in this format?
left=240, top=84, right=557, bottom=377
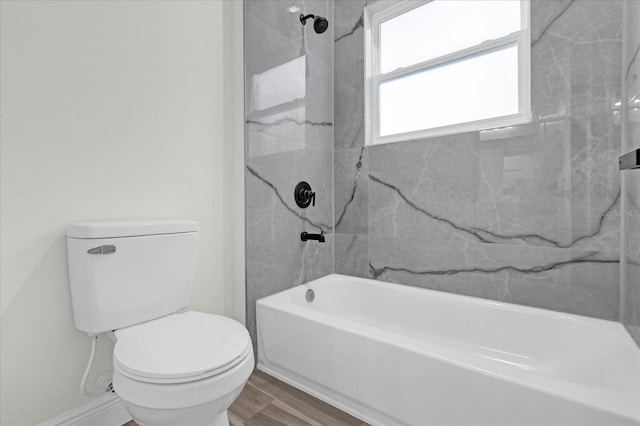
left=66, top=220, right=198, bottom=334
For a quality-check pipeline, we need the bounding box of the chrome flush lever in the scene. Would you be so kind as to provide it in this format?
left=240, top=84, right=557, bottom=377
left=87, top=245, right=116, bottom=254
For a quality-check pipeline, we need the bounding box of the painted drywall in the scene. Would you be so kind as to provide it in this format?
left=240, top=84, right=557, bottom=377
left=0, top=1, right=244, bottom=424
left=222, top=0, right=246, bottom=326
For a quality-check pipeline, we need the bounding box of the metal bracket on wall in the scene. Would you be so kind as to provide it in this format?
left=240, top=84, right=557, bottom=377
left=619, top=148, right=640, bottom=170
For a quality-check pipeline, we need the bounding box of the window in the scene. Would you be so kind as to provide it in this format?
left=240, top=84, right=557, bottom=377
left=364, top=0, right=531, bottom=145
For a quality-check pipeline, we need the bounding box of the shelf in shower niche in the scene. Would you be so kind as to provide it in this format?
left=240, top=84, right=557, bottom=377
left=619, top=148, right=640, bottom=170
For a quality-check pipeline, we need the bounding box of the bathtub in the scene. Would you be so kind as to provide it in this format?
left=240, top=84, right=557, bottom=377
left=256, top=274, right=640, bottom=426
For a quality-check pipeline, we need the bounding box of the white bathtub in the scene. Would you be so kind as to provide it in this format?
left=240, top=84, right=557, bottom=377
left=256, top=274, right=640, bottom=426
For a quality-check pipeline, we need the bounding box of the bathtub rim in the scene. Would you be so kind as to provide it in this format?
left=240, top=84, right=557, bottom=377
left=256, top=273, right=640, bottom=423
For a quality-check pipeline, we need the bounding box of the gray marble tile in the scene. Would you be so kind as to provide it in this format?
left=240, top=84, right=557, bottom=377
left=334, top=233, right=369, bottom=278
left=622, top=257, right=640, bottom=346
left=362, top=0, right=625, bottom=251
left=246, top=234, right=334, bottom=347
left=245, top=157, right=334, bottom=347
left=622, top=0, right=640, bottom=346
left=622, top=0, right=640, bottom=265
left=334, top=60, right=364, bottom=151
left=330, top=0, right=625, bottom=321
left=303, top=0, right=333, bottom=119
left=335, top=147, right=368, bottom=234
left=334, top=0, right=366, bottom=51
left=531, top=1, right=622, bottom=118
left=246, top=106, right=307, bottom=159
left=334, top=0, right=366, bottom=152
left=367, top=132, right=621, bottom=252
left=369, top=236, right=620, bottom=320
left=245, top=0, right=334, bottom=350
left=247, top=147, right=333, bottom=232
left=528, top=0, right=623, bottom=253
left=245, top=1, right=305, bottom=78
left=245, top=78, right=332, bottom=158
left=625, top=176, right=640, bottom=263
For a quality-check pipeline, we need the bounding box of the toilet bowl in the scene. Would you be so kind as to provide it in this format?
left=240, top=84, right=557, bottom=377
left=66, top=220, right=253, bottom=426
left=112, top=312, right=253, bottom=426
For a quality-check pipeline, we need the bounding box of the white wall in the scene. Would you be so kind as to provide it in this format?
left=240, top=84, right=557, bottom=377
left=221, top=0, right=246, bottom=325
left=0, top=1, right=245, bottom=424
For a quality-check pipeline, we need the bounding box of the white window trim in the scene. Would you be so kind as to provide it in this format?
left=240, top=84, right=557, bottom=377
left=364, top=0, right=531, bottom=146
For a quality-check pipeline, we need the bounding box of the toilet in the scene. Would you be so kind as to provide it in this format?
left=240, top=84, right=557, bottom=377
left=66, top=220, right=253, bottom=426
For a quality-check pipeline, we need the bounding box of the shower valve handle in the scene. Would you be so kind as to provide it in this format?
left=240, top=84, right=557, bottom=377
left=301, top=189, right=315, bottom=206
left=294, top=181, right=316, bottom=208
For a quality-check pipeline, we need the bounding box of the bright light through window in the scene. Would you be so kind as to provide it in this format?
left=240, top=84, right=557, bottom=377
left=379, top=44, right=519, bottom=136
left=380, top=1, right=521, bottom=73
left=365, top=0, right=530, bottom=145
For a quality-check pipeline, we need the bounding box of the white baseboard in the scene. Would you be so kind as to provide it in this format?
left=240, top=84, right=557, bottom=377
left=39, top=393, right=132, bottom=426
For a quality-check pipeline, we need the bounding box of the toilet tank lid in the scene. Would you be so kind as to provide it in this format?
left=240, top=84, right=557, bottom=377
left=66, top=220, right=198, bottom=239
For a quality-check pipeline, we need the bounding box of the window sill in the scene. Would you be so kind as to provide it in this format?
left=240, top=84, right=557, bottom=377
left=367, top=112, right=532, bottom=147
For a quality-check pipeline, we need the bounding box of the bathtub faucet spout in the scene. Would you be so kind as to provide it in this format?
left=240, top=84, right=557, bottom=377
left=301, top=231, right=325, bottom=243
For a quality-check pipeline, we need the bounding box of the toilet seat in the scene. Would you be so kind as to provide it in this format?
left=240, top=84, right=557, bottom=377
left=113, top=311, right=252, bottom=384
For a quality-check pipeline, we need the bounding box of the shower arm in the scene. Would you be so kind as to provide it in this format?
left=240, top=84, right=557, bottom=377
left=299, top=14, right=315, bottom=24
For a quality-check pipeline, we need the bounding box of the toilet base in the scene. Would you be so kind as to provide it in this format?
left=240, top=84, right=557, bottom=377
left=124, top=390, right=240, bottom=426
left=114, top=342, right=253, bottom=426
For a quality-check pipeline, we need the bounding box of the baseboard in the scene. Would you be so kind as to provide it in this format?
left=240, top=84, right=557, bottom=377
left=39, top=393, right=131, bottom=426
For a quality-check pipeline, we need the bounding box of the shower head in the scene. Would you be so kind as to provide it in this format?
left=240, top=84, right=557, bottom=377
left=313, top=16, right=329, bottom=34
left=300, top=13, right=329, bottom=34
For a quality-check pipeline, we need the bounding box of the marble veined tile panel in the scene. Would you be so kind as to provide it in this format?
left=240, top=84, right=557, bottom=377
left=245, top=4, right=305, bottom=78
left=369, top=236, right=620, bottom=320
left=334, top=233, right=369, bottom=278
left=246, top=233, right=334, bottom=347
left=245, top=0, right=334, bottom=352
left=334, top=0, right=366, bottom=152
left=623, top=257, right=640, bottom=346
left=625, top=177, right=640, bottom=262
left=245, top=155, right=333, bottom=346
left=247, top=147, right=333, bottom=236
left=368, top=130, right=621, bottom=252
left=622, top=0, right=640, bottom=347
left=334, top=59, right=364, bottom=152
left=332, top=0, right=624, bottom=321
left=622, top=0, right=640, bottom=264
left=335, top=147, right=368, bottom=234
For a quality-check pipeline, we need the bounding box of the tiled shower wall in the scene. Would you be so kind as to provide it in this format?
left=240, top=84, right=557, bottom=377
left=245, top=0, right=333, bottom=347
left=334, top=0, right=624, bottom=320
left=245, top=0, right=631, bottom=342
left=622, top=0, right=640, bottom=344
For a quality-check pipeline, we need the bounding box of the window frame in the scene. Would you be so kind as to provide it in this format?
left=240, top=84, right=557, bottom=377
left=364, top=0, right=531, bottom=146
